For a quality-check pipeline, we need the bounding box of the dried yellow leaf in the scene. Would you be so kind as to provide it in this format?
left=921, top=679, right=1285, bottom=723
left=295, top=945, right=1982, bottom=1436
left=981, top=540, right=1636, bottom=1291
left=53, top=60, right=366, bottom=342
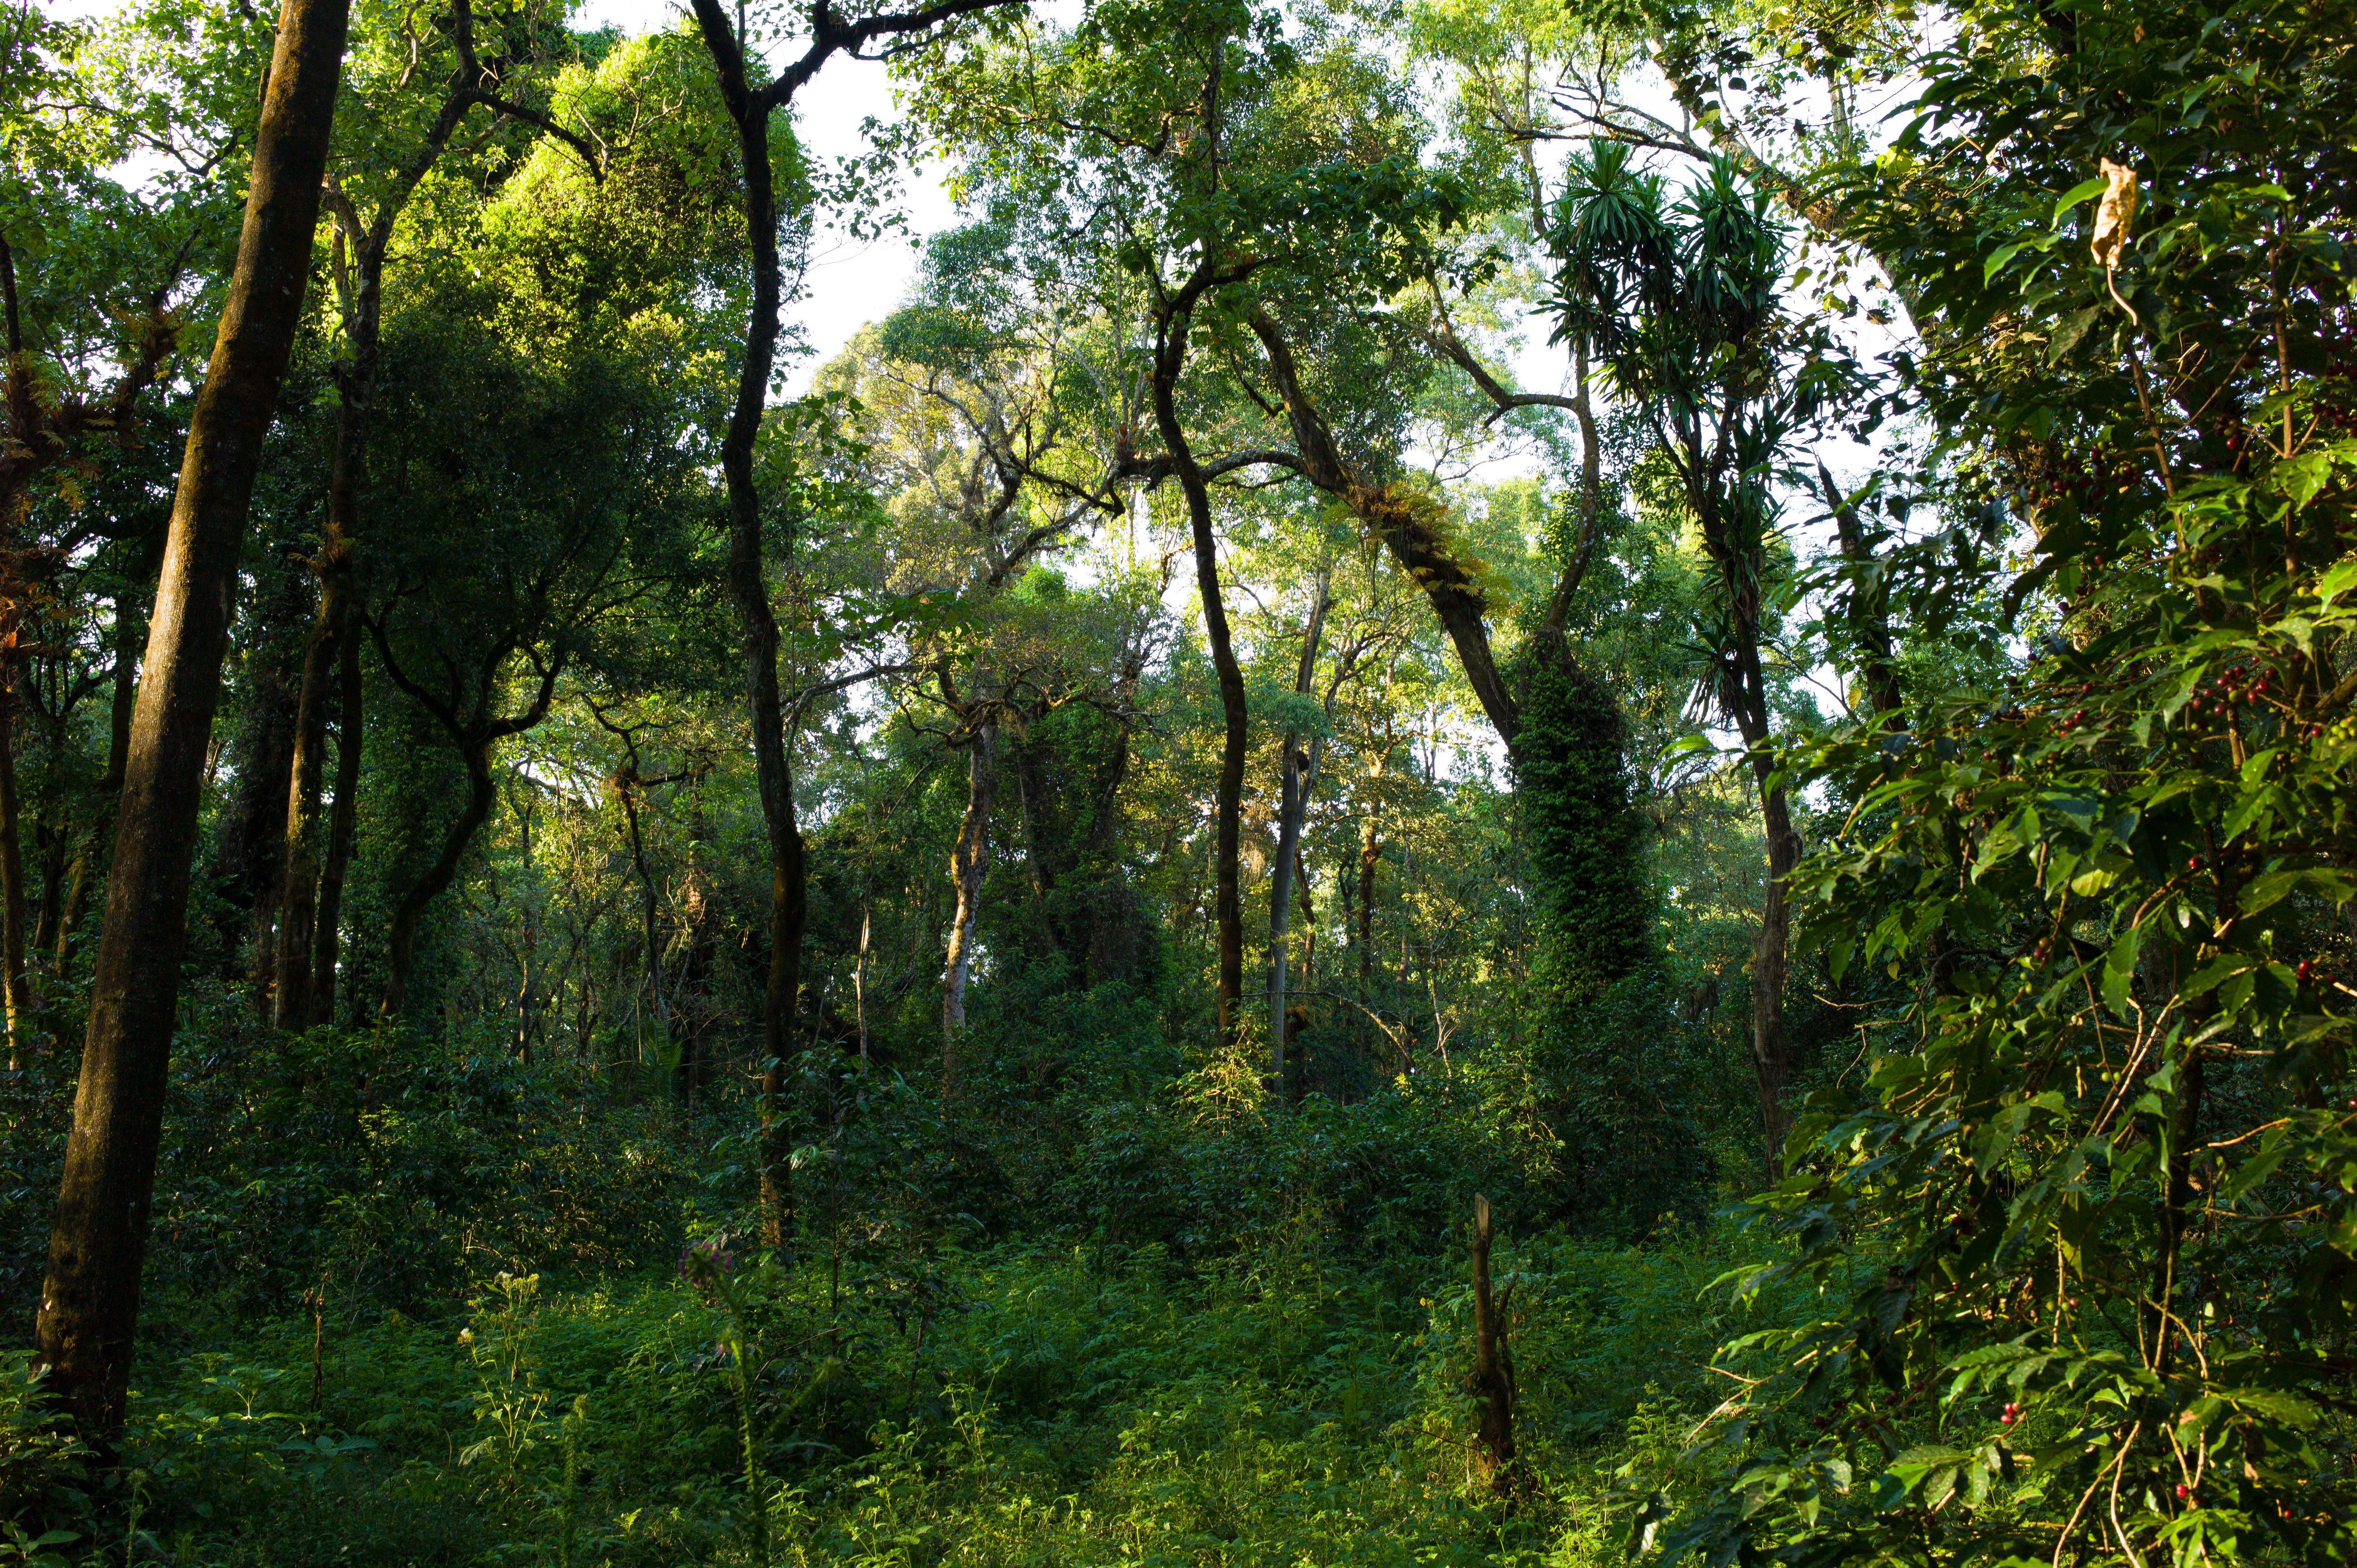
left=2091, top=159, right=2139, bottom=271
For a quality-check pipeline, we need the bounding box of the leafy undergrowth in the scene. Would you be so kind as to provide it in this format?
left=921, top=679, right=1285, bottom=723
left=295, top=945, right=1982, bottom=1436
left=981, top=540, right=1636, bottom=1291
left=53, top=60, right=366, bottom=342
left=7, top=1227, right=1824, bottom=1567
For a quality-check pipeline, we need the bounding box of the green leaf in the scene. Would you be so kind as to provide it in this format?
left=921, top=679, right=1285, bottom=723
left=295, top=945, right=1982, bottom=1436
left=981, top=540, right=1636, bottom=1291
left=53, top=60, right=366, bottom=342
left=2276, top=451, right=2332, bottom=508
left=2051, top=175, right=2109, bottom=222
left=2047, top=305, right=2101, bottom=362
left=2218, top=1142, right=2288, bottom=1201
left=2242, top=867, right=2355, bottom=916
left=1983, top=241, right=2027, bottom=283
left=2101, top=922, right=2146, bottom=1016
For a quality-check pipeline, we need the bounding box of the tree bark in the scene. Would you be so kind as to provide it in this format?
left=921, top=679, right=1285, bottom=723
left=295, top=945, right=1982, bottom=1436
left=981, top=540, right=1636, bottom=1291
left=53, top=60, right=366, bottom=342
left=32, top=0, right=350, bottom=1450
left=1357, top=808, right=1381, bottom=1061
left=273, top=590, right=346, bottom=1029
left=941, top=720, right=998, bottom=1081
left=308, top=620, right=362, bottom=1023
left=212, top=585, right=302, bottom=999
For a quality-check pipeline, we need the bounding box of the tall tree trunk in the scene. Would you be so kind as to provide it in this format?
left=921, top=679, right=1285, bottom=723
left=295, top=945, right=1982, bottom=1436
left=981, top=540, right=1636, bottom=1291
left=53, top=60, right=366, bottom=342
left=1151, top=271, right=1248, bottom=1050
left=32, top=818, right=66, bottom=964
left=33, top=0, right=350, bottom=1450
left=270, top=14, right=578, bottom=1031
left=0, top=673, right=31, bottom=1071
left=692, top=0, right=800, bottom=1247
left=686, top=0, right=1018, bottom=1239
left=1267, top=576, right=1329, bottom=1083
left=686, top=0, right=1017, bottom=1244
left=308, top=621, right=361, bottom=1022
left=379, top=746, right=495, bottom=1020
left=941, top=721, right=999, bottom=1080
left=615, top=770, right=671, bottom=1059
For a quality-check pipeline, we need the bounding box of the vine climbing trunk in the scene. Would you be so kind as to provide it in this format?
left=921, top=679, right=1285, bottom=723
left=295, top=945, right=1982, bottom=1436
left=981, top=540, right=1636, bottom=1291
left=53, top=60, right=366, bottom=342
left=33, top=0, right=350, bottom=1452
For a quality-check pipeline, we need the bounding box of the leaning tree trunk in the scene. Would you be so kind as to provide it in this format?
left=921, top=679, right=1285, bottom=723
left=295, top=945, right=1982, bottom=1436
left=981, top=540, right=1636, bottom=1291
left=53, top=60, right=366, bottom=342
left=941, top=720, right=998, bottom=1088
left=33, top=0, right=350, bottom=1453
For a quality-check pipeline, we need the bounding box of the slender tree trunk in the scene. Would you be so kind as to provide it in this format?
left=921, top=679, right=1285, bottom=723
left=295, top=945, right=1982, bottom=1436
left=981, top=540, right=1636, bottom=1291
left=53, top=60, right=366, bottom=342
left=33, top=0, right=350, bottom=1450
left=1356, top=813, right=1379, bottom=1038
left=1267, top=577, right=1329, bottom=1082
left=0, top=674, right=31, bottom=1070
left=1728, top=638, right=1801, bottom=1179
left=378, top=748, right=495, bottom=1020
left=57, top=586, right=147, bottom=965
left=854, top=902, right=870, bottom=1062
left=276, top=21, right=557, bottom=1030
left=692, top=0, right=800, bottom=1246
left=1151, top=276, right=1248, bottom=1050
left=686, top=0, right=1017, bottom=1243
left=31, top=822, right=64, bottom=964
left=274, top=593, right=346, bottom=1028
left=308, top=621, right=361, bottom=1023
left=1469, top=1194, right=1517, bottom=1490
left=616, top=776, right=671, bottom=1054
left=941, top=722, right=998, bottom=1082
left=1294, top=851, right=1315, bottom=990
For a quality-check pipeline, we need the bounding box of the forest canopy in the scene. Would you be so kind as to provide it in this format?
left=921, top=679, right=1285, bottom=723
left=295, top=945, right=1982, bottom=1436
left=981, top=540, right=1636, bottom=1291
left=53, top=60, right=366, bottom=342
left=2, top=0, right=2353, bottom=1563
